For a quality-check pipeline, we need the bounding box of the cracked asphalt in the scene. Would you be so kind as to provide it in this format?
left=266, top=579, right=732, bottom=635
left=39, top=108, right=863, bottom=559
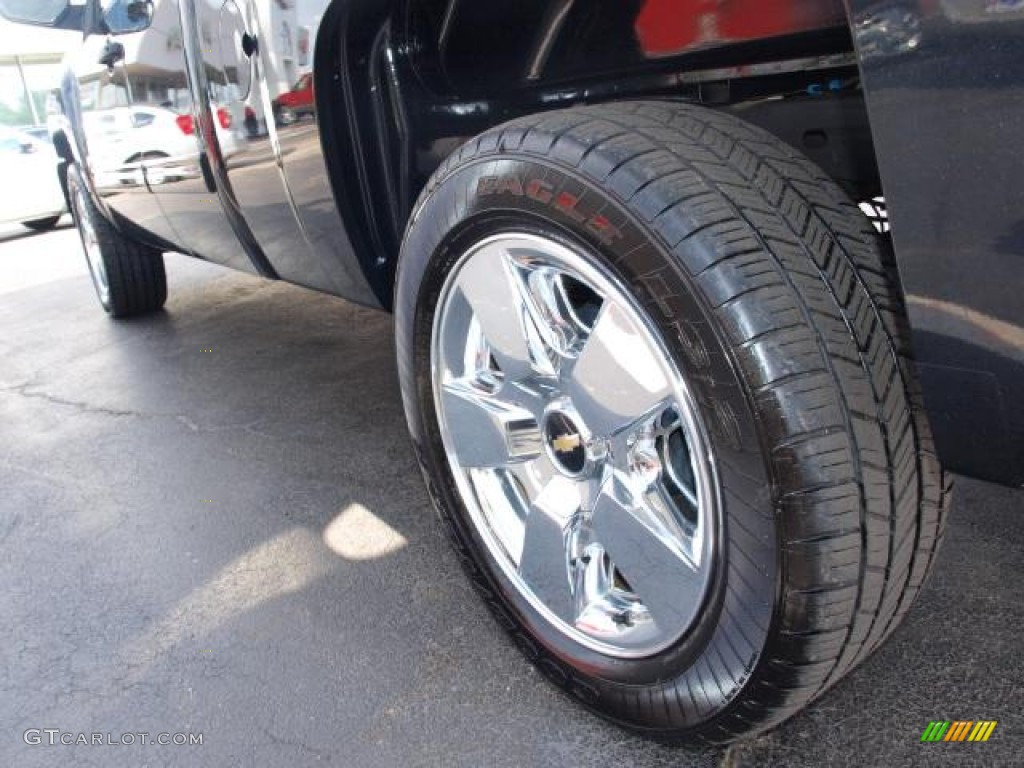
left=1, top=223, right=1022, bottom=767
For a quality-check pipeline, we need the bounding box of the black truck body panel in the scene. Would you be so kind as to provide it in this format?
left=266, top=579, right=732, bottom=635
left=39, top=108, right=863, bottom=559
left=31, top=0, right=1024, bottom=485
left=848, top=0, right=1024, bottom=484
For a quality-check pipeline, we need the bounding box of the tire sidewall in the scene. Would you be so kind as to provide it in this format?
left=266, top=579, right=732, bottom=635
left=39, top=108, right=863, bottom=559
left=396, top=154, right=778, bottom=715
left=66, top=163, right=114, bottom=314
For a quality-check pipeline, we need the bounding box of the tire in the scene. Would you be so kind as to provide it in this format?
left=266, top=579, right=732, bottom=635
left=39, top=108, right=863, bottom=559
left=67, top=163, right=167, bottom=318
left=22, top=215, right=62, bottom=231
left=395, top=101, right=950, bottom=744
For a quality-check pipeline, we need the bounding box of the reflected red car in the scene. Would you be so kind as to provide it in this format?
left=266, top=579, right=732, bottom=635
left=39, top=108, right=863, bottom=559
left=273, top=73, right=314, bottom=124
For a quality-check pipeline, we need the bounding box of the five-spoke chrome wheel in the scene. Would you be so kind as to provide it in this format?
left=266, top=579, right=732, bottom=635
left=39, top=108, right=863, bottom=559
left=432, top=233, right=719, bottom=658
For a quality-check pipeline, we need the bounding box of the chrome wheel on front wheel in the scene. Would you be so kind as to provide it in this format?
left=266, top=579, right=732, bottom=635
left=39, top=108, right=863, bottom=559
left=432, top=233, right=718, bottom=658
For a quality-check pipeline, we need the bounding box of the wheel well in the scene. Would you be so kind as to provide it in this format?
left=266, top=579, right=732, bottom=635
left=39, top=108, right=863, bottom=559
left=316, top=1, right=884, bottom=306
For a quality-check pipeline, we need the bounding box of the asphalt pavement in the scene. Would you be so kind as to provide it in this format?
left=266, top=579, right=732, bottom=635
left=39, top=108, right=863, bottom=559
left=1, top=223, right=1021, bottom=767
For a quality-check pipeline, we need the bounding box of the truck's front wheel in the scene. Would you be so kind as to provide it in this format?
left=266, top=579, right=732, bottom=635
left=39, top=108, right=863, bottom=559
left=395, top=101, right=948, bottom=743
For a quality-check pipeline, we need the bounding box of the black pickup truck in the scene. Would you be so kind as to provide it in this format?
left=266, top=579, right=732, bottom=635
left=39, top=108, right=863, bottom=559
left=4, top=0, right=1021, bottom=745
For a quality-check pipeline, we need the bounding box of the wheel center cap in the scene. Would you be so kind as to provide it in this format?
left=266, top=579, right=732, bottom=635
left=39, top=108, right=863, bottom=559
left=544, top=410, right=588, bottom=476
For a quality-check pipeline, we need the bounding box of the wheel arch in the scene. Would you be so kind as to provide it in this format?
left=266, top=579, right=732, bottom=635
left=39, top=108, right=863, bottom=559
left=316, top=1, right=883, bottom=312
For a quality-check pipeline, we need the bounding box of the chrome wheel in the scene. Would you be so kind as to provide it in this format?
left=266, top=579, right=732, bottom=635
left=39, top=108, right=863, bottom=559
left=432, top=233, right=719, bottom=658
left=73, top=184, right=110, bottom=306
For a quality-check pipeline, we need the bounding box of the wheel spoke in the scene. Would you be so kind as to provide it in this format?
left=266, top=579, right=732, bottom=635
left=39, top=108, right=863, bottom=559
left=505, top=252, right=591, bottom=361
left=590, top=476, right=704, bottom=631
left=517, top=476, right=581, bottom=623
left=567, top=301, right=672, bottom=438
left=466, top=468, right=530, bottom=565
left=440, top=381, right=541, bottom=468
left=571, top=543, right=650, bottom=637
left=452, top=242, right=552, bottom=379
left=506, top=454, right=560, bottom=500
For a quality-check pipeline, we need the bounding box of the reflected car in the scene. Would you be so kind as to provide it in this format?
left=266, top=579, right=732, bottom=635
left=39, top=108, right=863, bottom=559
left=83, top=105, right=241, bottom=189
left=272, top=73, right=314, bottom=125
left=0, top=127, right=66, bottom=230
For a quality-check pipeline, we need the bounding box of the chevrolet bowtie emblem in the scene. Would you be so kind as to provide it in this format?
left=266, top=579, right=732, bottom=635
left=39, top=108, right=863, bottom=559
left=552, top=433, right=582, bottom=453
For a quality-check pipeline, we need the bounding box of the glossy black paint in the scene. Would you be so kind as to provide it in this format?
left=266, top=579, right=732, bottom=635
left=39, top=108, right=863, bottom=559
left=313, top=0, right=404, bottom=307
left=847, top=0, right=1024, bottom=485
left=50, top=0, right=385, bottom=306
left=321, top=0, right=1024, bottom=485
left=317, top=0, right=856, bottom=305
left=20, top=0, right=1023, bottom=485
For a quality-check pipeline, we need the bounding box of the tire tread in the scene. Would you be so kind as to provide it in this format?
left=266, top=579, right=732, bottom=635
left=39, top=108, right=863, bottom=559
left=68, top=164, right=166, bottom=317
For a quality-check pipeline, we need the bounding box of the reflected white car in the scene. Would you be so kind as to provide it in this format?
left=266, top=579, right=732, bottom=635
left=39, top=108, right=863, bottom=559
left=83, top=105, right=242, bottom=190
left=0, top=127, right=66, bottom=230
